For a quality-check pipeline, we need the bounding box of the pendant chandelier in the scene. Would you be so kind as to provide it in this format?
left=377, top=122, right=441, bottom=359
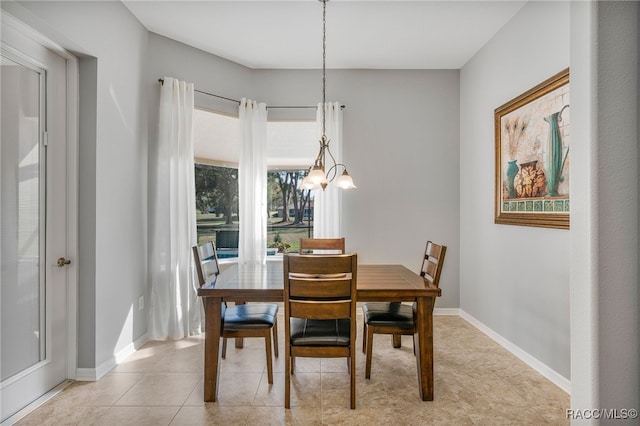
left=301, top=0, right=356, bottom=191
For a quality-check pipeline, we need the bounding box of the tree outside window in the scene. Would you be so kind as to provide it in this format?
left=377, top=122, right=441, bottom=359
left=195, top=163, right=313, bottom=253
left=193, top=108, right=317, bottom=255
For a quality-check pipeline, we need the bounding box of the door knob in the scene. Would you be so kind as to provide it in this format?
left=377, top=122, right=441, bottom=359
left=57, top=257, right=71, bottom=267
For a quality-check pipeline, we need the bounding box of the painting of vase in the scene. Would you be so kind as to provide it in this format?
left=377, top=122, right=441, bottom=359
left=495, top=69, right=570, bottom=229
left=545, top=105, right=570, bottom=197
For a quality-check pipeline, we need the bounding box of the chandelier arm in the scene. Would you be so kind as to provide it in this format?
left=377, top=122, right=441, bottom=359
left=314, top=137, right=326, bottom=169
left=325, top=163, right=338, bottom=183
left=325, top=162, right=349, bottom=183
left=325, top=142, right=337, bottom=171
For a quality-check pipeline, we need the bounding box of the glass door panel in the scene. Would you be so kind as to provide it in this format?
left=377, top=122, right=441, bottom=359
left=0, top=54, right=45, bottom=382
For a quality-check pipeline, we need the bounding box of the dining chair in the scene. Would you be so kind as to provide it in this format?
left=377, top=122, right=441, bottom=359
left=192, top=241, right=279, bottom=383
left=283, top=253, right=358, bottom=409
left=298, top=237, right=346, bottom=254
left=293, top=237, right=347, bottom=369
left=361, top=241, right=447, bottom=379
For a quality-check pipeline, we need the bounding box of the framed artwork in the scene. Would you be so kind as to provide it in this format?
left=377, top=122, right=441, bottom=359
left=494, top=68, right=570, bottom=229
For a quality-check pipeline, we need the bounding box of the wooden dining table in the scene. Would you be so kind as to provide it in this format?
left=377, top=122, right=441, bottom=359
left=197, top=260, right=442, bottom=403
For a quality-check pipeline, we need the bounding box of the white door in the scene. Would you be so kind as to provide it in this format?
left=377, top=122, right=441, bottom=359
left=1, top=19, right=70, bottom=423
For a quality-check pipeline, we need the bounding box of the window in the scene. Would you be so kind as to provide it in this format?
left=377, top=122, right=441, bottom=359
left=193, top=108, right=317, bottom=254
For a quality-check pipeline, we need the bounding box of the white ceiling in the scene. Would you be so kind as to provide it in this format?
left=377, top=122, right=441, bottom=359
left=122, top=0, right=527, bottom=70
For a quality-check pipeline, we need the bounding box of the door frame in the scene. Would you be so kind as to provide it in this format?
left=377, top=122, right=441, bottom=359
left=1, top=11, right=79, bottom=383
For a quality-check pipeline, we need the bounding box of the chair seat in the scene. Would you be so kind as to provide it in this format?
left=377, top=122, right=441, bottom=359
left=223, top=303, right=278, bottom=330
left=362, top=302, right=413, bottom=328
left=290, top=318, right=351, bottom=346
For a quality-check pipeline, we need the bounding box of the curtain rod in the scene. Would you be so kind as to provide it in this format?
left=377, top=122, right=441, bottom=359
left=158, top=79, right=345, bottom=110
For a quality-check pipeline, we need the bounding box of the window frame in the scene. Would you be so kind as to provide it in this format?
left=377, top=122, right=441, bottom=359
left=193, top=107, right=317, bottom=260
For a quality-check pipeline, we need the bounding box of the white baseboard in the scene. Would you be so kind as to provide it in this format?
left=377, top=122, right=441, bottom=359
left=459, top=310, right=571, bottom=394
left=115, top=333, right=149, bottom=364
left=75, top=359, right=114, bottom=382
left=75, top=333, right=149, bottom=382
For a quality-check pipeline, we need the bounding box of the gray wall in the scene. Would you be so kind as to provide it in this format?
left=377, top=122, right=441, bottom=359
left=459, top=1, right=571, bottom=380
left=569, top=1, right=639, bottom=418
left=4, top=1, right=149, bottom=370
left=255, top=69, right=461, bottom=308
left=593, top=0, right=639, bottom=417
left=571, top=1, right=640, bottom=416
left=569, top=0, right=599, bottom=411
left=77, top=56, right=97, bottom=367
left=148, top=34, right=461, bottom=308
left=147, top=33, right=254, bottom=142
left=460, top=0, right=640, bottom=411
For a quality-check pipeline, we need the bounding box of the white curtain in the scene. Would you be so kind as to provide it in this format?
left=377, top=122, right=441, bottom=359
left=314, top=102, right=343, bottom=238
left=148, top=77, right=201, bottom=340
left=238, top=98, right=268, bottom=264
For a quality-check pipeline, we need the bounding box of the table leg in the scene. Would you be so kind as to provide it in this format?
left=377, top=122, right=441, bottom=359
left=414, top=296, right=436, bottom=401
left=203, top=297, right=222, bottom=402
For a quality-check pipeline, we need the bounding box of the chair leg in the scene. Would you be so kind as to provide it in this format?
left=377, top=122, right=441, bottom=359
left=272, top=319, right=279, bottom=358
left=285, top=348, right=291, bottom=408
left=350, top=353, right=356, bottom=409
left=265, top=329, right=273, bottom=384
left=392, top=334, right=402, bottom=348
left=365, top=325, right=374, bottom=379
left=412, top=333, right=416, bottom=355
left=222, top=337, right=228, bottom=359
left=291, top=355, right=296, bottom=374
left=362, top=321, right=367, bottom=354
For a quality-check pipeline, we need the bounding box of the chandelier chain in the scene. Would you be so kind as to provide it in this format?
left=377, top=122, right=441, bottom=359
left=322, top=0, right=327, bottom=136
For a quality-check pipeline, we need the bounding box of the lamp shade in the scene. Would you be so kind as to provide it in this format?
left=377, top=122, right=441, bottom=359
left=335, top=171, right=357, bottom=189
left=301, top=166, right=328, bottom=190
left=300, top=176, right=318, bottom=190
left=307, top=167, right=328, bottom=185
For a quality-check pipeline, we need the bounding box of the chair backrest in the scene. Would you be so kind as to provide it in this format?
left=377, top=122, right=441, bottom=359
left=216, top=230, right=239, bottom=249
left=420, top=241, right=447, bottom=288
left=284, top=253, right=357, bottom=321
left=192, top=241, right=220, bottom=287
left=299, top=237, right=346, bottom=254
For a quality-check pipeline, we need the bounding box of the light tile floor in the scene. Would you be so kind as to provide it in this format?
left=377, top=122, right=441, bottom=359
left=16, top=316, right=569, bottom=425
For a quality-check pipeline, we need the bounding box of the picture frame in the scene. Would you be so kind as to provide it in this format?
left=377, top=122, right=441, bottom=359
left=494, top=68, right=570, bottom=229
